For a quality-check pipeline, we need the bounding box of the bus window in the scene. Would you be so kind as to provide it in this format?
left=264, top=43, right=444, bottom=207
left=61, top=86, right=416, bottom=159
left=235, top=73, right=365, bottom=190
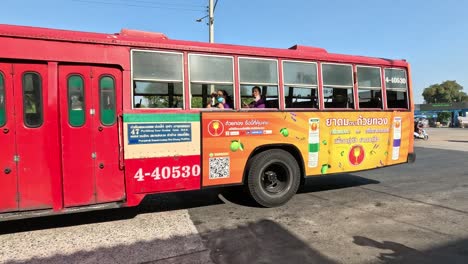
left=132, top=50, right=184, bottom=109
left=322, top=63, right=354, bottom=109
left=100, top=76, right=116, bottom=125
left=283, top=61, right=318, bottom=109
left=0, top=73, right=5, bottom=126
left=357, top=66, right=382, bottom=109
left=385, top=68, right=408, bottom=109
left=189, top=54, right=234, bottom=109
left=68, top=75, right=85, bottom=127
left=239, top=58, right=278, bottom=109
left=23, top=72, right=43, bottom=128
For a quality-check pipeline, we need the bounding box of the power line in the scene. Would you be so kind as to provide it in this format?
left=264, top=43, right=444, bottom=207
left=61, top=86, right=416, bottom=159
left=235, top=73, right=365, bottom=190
left=71, top=0, right=205, bottom=12
left=113, top=0, right=204, bottom=8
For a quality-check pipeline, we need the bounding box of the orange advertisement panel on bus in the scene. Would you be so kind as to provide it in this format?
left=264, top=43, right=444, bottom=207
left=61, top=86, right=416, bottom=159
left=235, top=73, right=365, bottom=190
left=202, top=111, right=411, bottom=186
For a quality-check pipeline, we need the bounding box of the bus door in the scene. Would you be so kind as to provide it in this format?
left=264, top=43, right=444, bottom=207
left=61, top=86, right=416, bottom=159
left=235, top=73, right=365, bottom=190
left=0, top=63, right=55, bottom=212
left=0, top=63, right=16, bottom=212
left=59, top=65, right=124, bottom=207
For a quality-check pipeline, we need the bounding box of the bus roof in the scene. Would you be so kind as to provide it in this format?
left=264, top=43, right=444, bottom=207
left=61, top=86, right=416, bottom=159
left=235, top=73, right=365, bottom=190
left=0, top=23, right=408, bottom=67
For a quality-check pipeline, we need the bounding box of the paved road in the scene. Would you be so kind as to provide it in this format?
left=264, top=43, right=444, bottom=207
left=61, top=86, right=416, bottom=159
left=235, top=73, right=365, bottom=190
left=414, top=127, right=468, bottom=152
left=0, top=128, right=467, bottom=263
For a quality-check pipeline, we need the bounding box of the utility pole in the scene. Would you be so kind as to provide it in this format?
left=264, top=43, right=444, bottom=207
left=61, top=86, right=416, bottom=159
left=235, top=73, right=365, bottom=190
left=196, top=0, right=217, bottom=43
left=209, top=0, right=214, bottom=43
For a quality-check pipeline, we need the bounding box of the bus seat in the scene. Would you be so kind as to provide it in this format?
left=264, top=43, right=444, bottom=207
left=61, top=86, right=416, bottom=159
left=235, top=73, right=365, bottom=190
left=265, top=99, right=279, bottom=108
left=333, top=95, right=347, bottom=108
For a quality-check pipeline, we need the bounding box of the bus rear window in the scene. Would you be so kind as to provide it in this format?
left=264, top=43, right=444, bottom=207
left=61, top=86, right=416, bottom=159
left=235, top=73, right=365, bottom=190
left=385, top=68, right=408, bottom=109
left=23, top=72, right=43, bottom=128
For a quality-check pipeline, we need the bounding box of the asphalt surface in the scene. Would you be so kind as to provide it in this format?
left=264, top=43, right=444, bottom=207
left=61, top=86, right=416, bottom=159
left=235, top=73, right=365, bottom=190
left=0, top=128, right=467, bottom=263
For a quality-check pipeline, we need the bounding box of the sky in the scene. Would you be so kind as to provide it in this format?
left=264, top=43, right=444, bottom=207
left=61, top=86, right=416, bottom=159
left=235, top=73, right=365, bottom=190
left=1, top=0, right=468, bottom=104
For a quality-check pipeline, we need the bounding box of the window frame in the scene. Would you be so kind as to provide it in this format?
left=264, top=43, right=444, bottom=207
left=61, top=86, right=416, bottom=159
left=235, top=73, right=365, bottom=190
left=282, top=60, right=319, bottom=109
left=356, top=65, right=383, bottom=109
left=0, top=72, right=6, bottom=127
left=67, top=74, right=86, bottom=127
left=188, top=53, right=235, bottom=109
left=22, top=72, right=43, bottom=128
left=131, top=49, right=185, bottom=110
left=384, top=67, right=409, bottom=109
left=238, top=56, right=279, bottom=110
left=99, top=75, right=117, bottom=126
left=321, top=62, right=355, bottom=109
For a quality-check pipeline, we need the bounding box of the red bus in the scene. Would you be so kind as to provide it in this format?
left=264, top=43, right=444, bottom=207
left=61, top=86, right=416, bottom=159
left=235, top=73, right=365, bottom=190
left=0, top=24, right=414, bottom=221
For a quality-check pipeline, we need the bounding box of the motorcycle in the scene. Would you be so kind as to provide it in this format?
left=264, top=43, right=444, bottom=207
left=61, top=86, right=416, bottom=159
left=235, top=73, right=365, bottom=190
left=414, top=129, right=429, bottom=140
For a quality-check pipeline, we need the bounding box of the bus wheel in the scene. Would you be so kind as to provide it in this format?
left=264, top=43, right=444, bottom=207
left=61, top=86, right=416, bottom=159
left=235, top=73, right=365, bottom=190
left=247, top=149, right=300, bottom=207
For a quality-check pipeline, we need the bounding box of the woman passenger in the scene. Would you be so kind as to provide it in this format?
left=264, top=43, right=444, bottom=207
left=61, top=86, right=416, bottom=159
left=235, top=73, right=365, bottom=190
left=207, top=89, right=232, bottom=109
left=243, top=86, right=265, bottom=108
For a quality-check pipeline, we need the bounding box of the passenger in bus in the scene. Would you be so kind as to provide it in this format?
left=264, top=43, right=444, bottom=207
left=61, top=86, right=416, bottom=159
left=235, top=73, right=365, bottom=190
left=135, top=98, right=142, bottom=108
left=207, top=92, right=218, bottom=107
left=244, top=86, right=265, bottom=108
left=70, top=95, right=83, bottom=110
left=207, top=89, right=232, bottom=109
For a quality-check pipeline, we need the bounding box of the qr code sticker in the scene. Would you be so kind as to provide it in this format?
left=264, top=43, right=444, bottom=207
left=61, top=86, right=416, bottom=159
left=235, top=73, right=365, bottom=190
left=209, top=157, right=230, bottom=179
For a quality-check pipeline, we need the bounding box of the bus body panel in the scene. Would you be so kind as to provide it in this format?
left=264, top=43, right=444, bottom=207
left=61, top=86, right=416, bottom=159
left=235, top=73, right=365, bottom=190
left=122, top=113, right=201, bottom=194
left=0, top=63, right=18, bottom=212
left=125, top=156, right=201, bottom=194
left=201, top=111, right=412, bottom=186
left=60, top=65, right=125, bottom=207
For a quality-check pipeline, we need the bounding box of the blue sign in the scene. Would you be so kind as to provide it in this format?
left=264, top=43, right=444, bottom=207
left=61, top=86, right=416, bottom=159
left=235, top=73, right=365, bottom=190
left=128, top=123, right=192, bottom=145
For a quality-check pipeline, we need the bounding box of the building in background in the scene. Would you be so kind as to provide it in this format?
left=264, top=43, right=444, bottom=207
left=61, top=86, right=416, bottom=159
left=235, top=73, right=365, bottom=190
left=415, top=102, right=468, bottom=127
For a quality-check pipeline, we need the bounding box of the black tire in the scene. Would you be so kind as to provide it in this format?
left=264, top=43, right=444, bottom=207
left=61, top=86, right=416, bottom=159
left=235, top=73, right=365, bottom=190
left=246, top=149, right=301, bottom=207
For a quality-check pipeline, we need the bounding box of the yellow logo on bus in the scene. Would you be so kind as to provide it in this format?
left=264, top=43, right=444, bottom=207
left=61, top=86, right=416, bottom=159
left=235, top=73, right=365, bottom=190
left=208, top=120, right=224, bottom=136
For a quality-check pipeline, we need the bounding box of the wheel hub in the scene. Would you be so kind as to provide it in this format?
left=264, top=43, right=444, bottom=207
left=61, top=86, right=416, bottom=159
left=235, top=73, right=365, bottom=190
left=266, top=171, right=277, bottom=183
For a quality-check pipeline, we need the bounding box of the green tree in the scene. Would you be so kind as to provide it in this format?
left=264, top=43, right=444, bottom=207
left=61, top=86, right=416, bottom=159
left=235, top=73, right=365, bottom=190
left=437, top=111, right=451, bottom=123
left=422, top=80, right=468, bottom=103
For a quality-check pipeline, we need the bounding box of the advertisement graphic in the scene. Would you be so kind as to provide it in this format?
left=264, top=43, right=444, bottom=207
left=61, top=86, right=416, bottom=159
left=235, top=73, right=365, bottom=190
left=202, top=112, right=412, bottom=187
left=308, top=118, right=320, bottom=168
left=392, top=117, right=402, bottom=160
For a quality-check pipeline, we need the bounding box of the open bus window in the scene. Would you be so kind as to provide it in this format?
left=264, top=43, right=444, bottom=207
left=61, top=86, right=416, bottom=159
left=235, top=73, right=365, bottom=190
left=191, top=83, right=233, bottom=108
left=240, top=85, right=278, bottom=109
left=284, top=87, right=318, bottom=109
left=357, top=66, right=382, bottom=109
left=283, top=61, right=318, bottom=109
left=22, top=72, right=43, bottom=128
left=0, top=73, right=5, bottom=126
left=67, top=75, right=85, bottom=127
left=134, top=81, right=183, bottom=108
left=132, top=50, right=184, bottom=109
left=322, top=63, right=354, bottom=109
left=239, top=58, right=279, bottom=109
left=385, top=68, right=408, bottom=109
left=188, top=54, right=234, bottom=109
